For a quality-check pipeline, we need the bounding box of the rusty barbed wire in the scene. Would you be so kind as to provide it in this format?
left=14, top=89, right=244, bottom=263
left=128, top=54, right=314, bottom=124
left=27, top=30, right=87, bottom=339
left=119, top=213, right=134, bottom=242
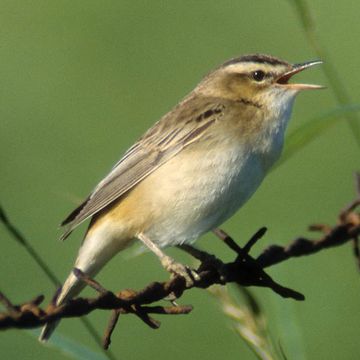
left=0, top=174, right=359, bottom=349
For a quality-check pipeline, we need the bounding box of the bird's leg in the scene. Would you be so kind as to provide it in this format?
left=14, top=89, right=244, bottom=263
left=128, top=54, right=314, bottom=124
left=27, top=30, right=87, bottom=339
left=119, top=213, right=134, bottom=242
left=137, top=233, right=199, bottom=287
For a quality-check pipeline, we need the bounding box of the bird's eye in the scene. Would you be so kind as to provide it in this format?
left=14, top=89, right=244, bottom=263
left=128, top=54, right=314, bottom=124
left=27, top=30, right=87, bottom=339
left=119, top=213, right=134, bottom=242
left=252, top=70, right=265, bottom=82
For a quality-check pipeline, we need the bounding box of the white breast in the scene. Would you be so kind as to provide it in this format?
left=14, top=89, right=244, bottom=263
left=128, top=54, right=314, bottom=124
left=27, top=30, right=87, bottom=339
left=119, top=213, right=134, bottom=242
left=143, top=142, right=268, bottom=247
left=142, top=93, right=296, bottom=247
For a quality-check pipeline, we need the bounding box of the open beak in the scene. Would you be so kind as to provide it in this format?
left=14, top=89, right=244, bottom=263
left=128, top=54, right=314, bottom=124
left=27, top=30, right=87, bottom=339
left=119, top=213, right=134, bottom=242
left=276, top=60, right=325, bottom=90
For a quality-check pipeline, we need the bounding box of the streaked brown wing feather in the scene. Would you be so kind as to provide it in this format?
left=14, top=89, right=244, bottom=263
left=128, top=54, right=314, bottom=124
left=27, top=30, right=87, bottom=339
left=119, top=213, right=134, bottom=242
left=60, top=96, right=225, bottom=240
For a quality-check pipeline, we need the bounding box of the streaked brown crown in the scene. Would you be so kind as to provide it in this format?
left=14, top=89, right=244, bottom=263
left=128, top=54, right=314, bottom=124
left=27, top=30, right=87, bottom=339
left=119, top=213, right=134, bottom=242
left=220, top=54, right=290, bottom=68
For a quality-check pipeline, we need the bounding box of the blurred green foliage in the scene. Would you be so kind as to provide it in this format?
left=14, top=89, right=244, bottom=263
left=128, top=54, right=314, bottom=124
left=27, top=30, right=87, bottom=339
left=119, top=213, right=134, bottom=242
left=1, top=1, right=359, bottom=359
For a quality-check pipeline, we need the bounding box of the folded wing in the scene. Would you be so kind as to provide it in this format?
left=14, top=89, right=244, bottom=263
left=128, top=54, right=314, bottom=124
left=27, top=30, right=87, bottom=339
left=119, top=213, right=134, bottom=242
left=60, top=97, right=225, bottom=240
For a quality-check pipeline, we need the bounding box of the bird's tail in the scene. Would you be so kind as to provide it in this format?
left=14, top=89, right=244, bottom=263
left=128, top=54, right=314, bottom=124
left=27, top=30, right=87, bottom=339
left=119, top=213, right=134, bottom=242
left=39, top=217, right=133, bottom=342
left=38, top=209, right=135, bottom=342
left=39, top=270, right=86, bottom=342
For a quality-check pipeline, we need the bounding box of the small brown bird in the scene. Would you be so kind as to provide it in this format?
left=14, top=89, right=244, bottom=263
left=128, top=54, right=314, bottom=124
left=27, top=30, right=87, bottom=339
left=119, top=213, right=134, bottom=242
left=39, top=54, right=323, bottom=341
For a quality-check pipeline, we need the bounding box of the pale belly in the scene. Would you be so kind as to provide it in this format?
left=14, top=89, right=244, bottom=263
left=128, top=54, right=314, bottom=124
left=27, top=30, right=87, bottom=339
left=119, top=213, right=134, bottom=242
left=142, top=144, right=269, bottom=247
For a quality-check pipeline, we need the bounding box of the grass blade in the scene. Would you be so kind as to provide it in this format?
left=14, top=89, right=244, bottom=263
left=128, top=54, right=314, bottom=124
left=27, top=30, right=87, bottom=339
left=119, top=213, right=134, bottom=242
left=290, top=0, right=360, bottom=148
left=0, top=206, right=117, bottom=359
left=27, top=329, right=108, bottom=360
left=277, top=104, right=360, bottom=168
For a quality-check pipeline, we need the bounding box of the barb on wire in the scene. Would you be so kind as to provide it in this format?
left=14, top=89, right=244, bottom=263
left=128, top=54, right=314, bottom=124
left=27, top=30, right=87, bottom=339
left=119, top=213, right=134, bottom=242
left=257, top=177, right=360, bottom=268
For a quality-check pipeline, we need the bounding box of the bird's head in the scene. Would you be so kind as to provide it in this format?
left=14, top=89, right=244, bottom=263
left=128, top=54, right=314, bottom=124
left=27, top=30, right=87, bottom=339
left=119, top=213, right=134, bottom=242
left=197, top=54, right=324, bottom=107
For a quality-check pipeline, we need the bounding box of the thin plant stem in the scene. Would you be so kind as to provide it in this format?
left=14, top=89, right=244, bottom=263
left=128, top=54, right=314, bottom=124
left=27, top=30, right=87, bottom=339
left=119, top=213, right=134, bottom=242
left=291, top=0, right=360, bottom=148
left=0, top=205, right=118, bottom=360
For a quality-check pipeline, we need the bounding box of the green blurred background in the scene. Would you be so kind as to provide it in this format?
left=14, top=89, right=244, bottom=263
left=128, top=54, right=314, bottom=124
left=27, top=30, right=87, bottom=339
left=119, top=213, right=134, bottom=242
left=1, top=1, right=359, bottom=359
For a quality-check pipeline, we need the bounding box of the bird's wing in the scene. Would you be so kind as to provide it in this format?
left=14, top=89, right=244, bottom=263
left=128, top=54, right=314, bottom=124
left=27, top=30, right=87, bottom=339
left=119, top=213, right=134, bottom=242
left=60, top=97, right=225, bottom=240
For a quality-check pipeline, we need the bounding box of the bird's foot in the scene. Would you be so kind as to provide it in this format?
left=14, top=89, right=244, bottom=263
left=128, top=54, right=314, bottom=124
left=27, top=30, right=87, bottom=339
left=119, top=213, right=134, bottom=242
left=161, top=255, right=200, bottom=287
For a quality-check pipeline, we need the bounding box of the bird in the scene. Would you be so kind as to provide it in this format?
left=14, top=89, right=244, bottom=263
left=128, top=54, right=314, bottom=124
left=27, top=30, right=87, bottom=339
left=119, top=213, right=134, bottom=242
left=39, top=54, right=323, bottom=341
